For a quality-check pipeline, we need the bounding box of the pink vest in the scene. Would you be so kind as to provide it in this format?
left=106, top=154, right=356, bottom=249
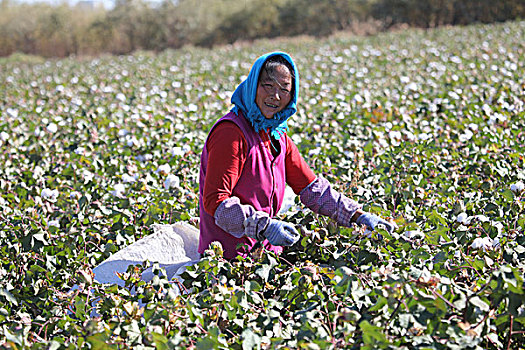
left=198, top=111, right=287, bottom=259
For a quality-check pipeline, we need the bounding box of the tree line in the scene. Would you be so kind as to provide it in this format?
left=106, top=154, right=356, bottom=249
left=1, top=0, right=523, bottom=57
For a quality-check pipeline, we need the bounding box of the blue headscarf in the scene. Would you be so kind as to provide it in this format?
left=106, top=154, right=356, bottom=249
left=231, top=52, right=299, bottom=140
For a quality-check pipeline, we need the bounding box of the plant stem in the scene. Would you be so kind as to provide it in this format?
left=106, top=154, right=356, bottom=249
left=506, top=315, right=513, bottom=350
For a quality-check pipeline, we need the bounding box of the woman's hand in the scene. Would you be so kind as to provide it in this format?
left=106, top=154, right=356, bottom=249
left=355, top=212, right=397, bottom=233
left=263, top=219, right=300, bottom=246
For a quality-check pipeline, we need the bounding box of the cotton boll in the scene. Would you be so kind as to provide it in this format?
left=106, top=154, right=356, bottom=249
left=156, top=164, right=171, bottom=175
left=46, top=123, right=58, bottom=134
left=0, top=131, right=8, bottom=142
left=418, top=133, right=431, bottom=141
left=126, top=135, right=139, bottom=147
left=116, top=93, right=126, bottom=102
left=41, top=188, right=59, bottom=202
left=471, top=237, right=484, bottom=250
left=7, top=108, right=18, bottom=118
left=48, top=219, right=60, bottom=228
left=388, top=130, right=402, bottom=140
left=458, top=129, right=473, bottom=142
left=472, top=215, right=489, bottom=223
left=456, top=212, right=468, bottom=224
left=110, top=183, right=126, bottom=197
left=118, top=129, right=129, bottom=137
left=122, top=174, right=138, bottom=183
left=511, top=181, right=524, bottom=193
left=188, top=104, right=198, bottom=112
left=164, top=174, right=180, bottom=190
left=403, top=230, right=424, bottom=239
left=482, top=104, right=492, bottom=116
left=171, top=147, right=185, bottom=157
left=82, top=169, right=94, bottom=182
left=471, top=237, right=493, bottom=251
left=406, top=82, right=418, bottom=92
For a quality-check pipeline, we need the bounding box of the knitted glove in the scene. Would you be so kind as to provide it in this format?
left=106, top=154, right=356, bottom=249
left=356, top=212, right=396, bottom=233
left=262, top=219, right=300, bottom=246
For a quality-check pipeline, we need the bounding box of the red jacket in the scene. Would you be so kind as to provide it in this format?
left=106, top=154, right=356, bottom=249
left=199, top=111, right=315, bottom=258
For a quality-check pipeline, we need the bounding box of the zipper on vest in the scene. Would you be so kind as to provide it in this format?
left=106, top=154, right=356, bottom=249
left=269, top=158, right=276, bottom=217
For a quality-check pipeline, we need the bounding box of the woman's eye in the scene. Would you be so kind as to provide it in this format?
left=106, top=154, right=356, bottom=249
left=281, top=89, right=290, bottom=94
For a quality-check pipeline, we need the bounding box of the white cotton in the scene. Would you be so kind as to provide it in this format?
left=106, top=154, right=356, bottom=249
left=116, top=93, right=126, bottom=102
left=471, top=237, right=493, bottom=251
left=41, top=188, right=59, bottom=202
left=110, top=183, right=126, bottom=197
left=48, top=219, right=60, bottom=228
left=122, top=174, right=138, bottom=183
left=406, top=82, right=418, bottom=92
left=388, top=130, right=402, bottom=140
left=171, top=147, right=185, bottom=157
left=82, top=169, right=94, bottom=182
left=511, top=181, right=524, bottom=193
left=156, top=164, right=171, bottom=175
left=188, top=104, right=198, bottom=112
left=118, top=129, right=129, bottom=137
left=459, top=129, right=473, bottom=142
left=46, top=123, right=58, bottom=134
left=472, top=215, right=490, bottom=223
left=7, top=108, right=18, bottom=118
left=164, top=174, right=180, bottom=190
left=456, top=212, right=469, bottom=224
left=403, top=230, right=424, bottom=239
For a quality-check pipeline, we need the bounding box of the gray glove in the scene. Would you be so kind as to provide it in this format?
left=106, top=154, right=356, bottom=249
left=356, top=213, right=396, bottom=233
left=262, top=219, right=300, bottom=246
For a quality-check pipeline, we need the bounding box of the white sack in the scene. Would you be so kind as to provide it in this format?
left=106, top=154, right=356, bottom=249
left=93, top=222, right=200, bottom=287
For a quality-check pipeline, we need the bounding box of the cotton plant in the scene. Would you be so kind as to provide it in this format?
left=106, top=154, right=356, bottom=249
left=471, top=236, right=500, bottom=252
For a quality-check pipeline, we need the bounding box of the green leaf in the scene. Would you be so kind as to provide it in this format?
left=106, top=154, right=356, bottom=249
left=152, top=332, right=169, bottom=350
left=501, top=189, right=514, bottom=202
left=359, top=320, right=387, bottom=345
left=86, top=333, right=116, bottom=350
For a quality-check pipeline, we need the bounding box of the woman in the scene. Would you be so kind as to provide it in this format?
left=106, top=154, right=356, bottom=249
left=198, top=52, right=395, bottom=259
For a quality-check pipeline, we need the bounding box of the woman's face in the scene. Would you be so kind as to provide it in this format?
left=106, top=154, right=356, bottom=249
left=256, top=64, right=292, bottom=119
